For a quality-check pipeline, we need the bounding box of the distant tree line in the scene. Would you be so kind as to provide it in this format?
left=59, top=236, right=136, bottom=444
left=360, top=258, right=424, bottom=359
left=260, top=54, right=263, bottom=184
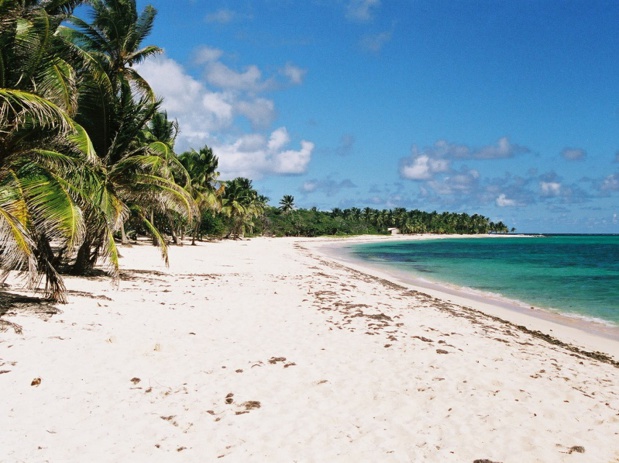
left=183, top=196, right=511, bottom=239
left=0, top=0, right=511, bottom=302
left=256, top=204, right=510, bottom=237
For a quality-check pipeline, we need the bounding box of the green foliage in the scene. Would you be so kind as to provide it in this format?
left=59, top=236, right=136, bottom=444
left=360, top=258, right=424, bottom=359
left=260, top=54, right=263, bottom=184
left=279, top=194, right=295, bottom=213
left=254, top=206, right=508, bottom=238
left=0, top=0, right=513, bottom=304
left=198, top=210, right=226, bottom=239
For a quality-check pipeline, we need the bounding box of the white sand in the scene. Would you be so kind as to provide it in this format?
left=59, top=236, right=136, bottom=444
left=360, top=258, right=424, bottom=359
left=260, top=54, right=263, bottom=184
left=1, top=236, right=618, bottom=462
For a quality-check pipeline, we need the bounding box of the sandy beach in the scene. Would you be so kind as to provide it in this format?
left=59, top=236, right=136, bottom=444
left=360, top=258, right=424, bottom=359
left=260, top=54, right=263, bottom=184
left=1, top=236, right=618, bottom=462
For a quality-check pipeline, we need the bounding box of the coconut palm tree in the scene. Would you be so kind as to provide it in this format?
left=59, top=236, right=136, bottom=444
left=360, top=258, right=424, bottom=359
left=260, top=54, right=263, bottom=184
left=64, top=0, right=194, bottom=273
left=66, top=0, right=161, bottom=100
left=178, top=146, right=223, bottom=244
left=279, top=195, right=295, bottom=214
left=221, top=178, right=264, bottom=239
left=0, top=0, right=99, bottom=301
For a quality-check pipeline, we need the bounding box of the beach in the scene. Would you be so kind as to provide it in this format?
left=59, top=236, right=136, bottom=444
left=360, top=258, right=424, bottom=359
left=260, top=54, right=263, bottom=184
left=1, top=236, right=618, bottom=462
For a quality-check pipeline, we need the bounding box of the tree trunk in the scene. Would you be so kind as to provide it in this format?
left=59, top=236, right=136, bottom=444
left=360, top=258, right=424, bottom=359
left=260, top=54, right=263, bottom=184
left=72, top=239, right=96, bottom=275
left=191, top=221, right=199, bottom=245
left=165, top=212, right=179, bottom=245
left=120, top=221, right=129, bottom=244
left=150, top=209, right=159, bottom=246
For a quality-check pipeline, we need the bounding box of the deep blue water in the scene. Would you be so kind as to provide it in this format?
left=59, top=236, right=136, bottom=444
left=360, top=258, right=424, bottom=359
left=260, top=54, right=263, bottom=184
left=350, top=235, right=619, bottom=326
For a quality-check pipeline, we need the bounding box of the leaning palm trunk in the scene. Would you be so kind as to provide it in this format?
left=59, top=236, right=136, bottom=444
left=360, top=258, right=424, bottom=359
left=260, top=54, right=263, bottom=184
left=34, top=234, right=68, bottom=303
left=0, top=90, right=95, bottom=301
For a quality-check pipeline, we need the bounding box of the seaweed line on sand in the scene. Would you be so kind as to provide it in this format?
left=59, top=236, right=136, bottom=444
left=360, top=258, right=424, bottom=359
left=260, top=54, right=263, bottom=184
left=296, top=243, right=619, bottom=369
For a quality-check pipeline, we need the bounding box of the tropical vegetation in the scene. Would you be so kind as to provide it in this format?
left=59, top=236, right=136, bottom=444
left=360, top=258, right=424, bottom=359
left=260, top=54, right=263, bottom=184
left=0, top=0, right=511, bottom=302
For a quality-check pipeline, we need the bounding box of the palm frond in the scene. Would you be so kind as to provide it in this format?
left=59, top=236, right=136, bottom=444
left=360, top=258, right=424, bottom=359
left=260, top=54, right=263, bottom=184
left=0, top=202, right=37, bottom=278
left=19, top=167, right=85, bottom=249
left=130, top=204, right=169, bottom=266
left=37, top=55, right=78, bottom=114
left=0, top=88, right=75, bottom=135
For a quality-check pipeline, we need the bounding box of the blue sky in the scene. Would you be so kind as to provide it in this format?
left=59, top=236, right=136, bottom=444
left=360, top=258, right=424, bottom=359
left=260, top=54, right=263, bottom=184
left=131, top=0, right=619, bottom=233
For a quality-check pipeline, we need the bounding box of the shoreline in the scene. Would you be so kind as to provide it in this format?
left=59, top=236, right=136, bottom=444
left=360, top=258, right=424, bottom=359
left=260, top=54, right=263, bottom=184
left=1, top=236, right=618, bottom=461
left=303, top=234, right=619, bottom=360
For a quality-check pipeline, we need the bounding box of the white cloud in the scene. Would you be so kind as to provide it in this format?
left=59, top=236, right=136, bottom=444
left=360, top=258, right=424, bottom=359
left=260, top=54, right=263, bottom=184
left=474, top=136, right=530, bottom=159
left=281, top=63, right=307, bottom=85
left=272, top=141, right=314, bottom=174
left=215, top=128, right=314, bottom=179
left=400, top=138, right=529, bottom=176
left=302, top=181, right=318, bottom=192
left=427, top=169, right=479, bottom=195
left=136, top=56, right=203, bottom=114
left=400, top=153, right=450, bottom=180
left=201, top=92, right=233, bottom=124
left=193, top=46, right=224, bottom=64
left=346, top=0, right=381, bottom=22
left=205, top=62, right=268, bottom=93
left=268, top=127, right=290, bottom=151
left=561, top=147, right=586, bottom=161
left=496, top=193, right=517, bottom=207
left=540, top=181, right=562, bottom=196
left=236, top=98, right=276, bottom=129
left=137, top=54, right=314, bottom=179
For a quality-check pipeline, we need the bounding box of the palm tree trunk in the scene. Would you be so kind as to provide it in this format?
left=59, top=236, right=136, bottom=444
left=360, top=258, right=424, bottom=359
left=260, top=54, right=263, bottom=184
left=164, top=212, right=179, bottom=245
left=150, top=209, right=159, bottom=246
left=72, top=240, right=93, bottom=275
left=120, top=221, right=129, bottom=244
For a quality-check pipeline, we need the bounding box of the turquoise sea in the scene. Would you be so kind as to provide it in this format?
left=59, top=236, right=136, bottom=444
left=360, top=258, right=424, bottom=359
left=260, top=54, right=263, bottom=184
left=349, top=235, right=619, bottom=327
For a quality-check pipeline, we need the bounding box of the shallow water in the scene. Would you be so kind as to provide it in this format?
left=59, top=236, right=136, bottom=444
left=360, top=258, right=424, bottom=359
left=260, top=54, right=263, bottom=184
left=350, top=235, right=619, bottom=327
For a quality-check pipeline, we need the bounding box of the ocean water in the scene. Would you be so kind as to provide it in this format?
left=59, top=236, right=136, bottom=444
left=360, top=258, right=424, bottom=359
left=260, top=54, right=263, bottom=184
left=350, top=235, right=619, bottom=327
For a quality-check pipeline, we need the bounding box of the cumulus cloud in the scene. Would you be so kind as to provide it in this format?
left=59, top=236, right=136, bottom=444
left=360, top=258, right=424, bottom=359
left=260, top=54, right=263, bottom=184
left=273, top=141, right=314, bottom=174
left=137, top=56, right=235, bottom=139
left=205, top=62, right=270, bottom=93
left=400, top=154, right=450, bottom=180
left=137, top=54, right=314, bottom=179
left=427, top=169, right=480, bottom=196
left=496, top=193, right=517, bottom=207
left=561, top=147, right=587, bottom=161
left=236, top=98, right=276, bottom=129
left=268, top=127, right=290, bottom=151
left=400, top=138, right=530, bottom=180
left=346, top=0, right=381, bottom=22
left=215, top=128, right=314, bottom=179
left=540, top=181, right=562, bottom=197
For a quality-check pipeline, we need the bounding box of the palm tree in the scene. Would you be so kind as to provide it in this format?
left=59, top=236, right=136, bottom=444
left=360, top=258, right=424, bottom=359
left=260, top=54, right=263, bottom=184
left=221, top=178, right=264, bottom=239
left=0, top=0, right=97, bottom=301
left=279, top=195, right=295, bottom=214
left=66, top=0, right=161, bottom=99
left=178, top=146, right=223, bottom=244
left=142, top=110, right=179, bottom=147
left=65, top=0, right=194, bottom=273
left=138, top=110, right=186, bottom=244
